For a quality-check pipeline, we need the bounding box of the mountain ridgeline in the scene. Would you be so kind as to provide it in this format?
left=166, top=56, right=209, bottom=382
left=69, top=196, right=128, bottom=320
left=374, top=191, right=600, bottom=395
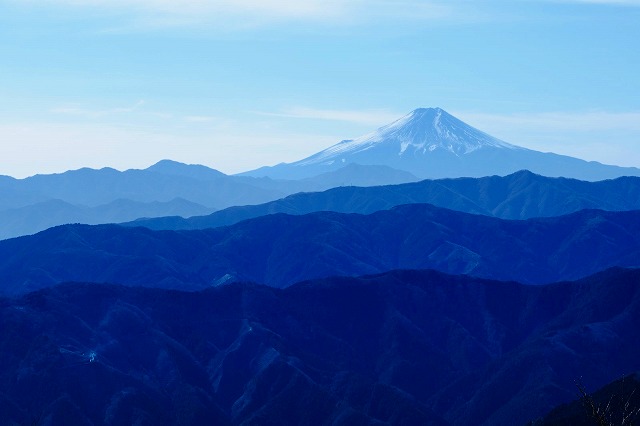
left=1, top=204, right=640, bottom=296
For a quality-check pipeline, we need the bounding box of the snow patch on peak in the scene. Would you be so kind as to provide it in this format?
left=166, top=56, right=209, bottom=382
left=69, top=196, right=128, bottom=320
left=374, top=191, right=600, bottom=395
left=433, top=108, right=443, bottom=134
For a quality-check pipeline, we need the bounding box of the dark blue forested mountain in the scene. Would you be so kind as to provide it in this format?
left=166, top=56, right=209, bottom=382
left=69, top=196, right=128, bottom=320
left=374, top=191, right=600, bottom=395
left=1, top=204, right=639, bottom=296
left=242, top=108, right=640, bottom=181
left=129, top=170, right=640, bottom=231
left=1, top=268, right=639, bottom=425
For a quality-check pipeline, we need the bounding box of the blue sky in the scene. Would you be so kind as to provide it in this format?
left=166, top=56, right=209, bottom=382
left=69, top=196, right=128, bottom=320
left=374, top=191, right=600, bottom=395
left=1, top=0, right=639, bottom=177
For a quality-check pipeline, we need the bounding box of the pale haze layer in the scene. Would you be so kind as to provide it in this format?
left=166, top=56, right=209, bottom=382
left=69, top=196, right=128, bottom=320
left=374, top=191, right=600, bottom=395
left=0, top=0, right=638, bottom=178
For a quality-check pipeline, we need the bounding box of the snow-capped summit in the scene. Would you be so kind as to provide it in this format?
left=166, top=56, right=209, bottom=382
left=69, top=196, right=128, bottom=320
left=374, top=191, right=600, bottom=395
left=298, top=108, right=518, bottom=167
left=241, top=107, right=640, bottom=181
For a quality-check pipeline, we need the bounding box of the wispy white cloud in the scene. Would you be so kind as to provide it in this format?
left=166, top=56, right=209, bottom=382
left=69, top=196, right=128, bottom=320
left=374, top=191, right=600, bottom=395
left=23, top=0, right=455, bottom=30
left=28, top=0, right=345, bottom=27
left=43, top=0, right=345, bottom=19
left=258, top=107, right=401, bottom=126
left=184, top=115, right=219, bottom=123
left=51, top=100, right=146, bottom=118
left=112, top=100, right=146, bottom=113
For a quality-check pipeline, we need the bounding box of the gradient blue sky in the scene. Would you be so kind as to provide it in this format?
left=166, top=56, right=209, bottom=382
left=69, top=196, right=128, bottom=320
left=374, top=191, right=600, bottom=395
left=1, top=0, right=639, bottom=177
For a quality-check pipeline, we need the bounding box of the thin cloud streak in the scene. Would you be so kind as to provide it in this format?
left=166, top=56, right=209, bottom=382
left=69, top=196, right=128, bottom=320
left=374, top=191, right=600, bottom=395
left=184, top=116, right=219, bottom=123
left=258, top=107, right=401, bottom=127
left=27, top=0, right=455, bottom=29
left=42, top=0, right=345, bottom=19
left=51, top=100, right=146, bottom=119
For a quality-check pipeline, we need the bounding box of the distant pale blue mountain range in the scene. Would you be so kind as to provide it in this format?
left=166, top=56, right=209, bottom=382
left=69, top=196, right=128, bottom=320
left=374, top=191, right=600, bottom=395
left=0, top=161, right=416, bottom=240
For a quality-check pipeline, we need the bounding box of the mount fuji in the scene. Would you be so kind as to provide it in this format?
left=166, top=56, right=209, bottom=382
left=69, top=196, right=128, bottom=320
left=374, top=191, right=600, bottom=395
left=243, top=108, right=640, bottom=181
